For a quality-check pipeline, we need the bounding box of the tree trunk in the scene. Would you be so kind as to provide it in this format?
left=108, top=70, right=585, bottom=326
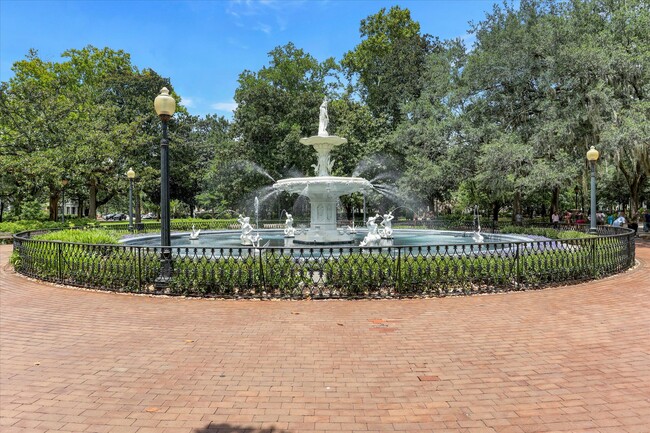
left=629, top=174, right=646, bottom=220
left=512, top=191, right=521, bottom=223
left=49, top=187, right=60, bottom=221
left=492, top=201, right=500, bottom=224
left=88, top=177, right=97, bottom=220
left=0, top=199, right=4, bottom=223
left=551, top=186, right=559, bottom=216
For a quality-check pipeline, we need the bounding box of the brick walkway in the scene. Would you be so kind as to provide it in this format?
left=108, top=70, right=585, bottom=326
left=1, top=241, right=649, bottom=433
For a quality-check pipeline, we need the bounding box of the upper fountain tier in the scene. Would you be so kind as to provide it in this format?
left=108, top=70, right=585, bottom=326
left=274, top=175, right=373, bottom=196
left=273, top=134, right=372, bottom=195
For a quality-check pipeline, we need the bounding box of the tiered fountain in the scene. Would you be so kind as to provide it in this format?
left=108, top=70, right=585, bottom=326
left=273, top=98, right=373, bottom=244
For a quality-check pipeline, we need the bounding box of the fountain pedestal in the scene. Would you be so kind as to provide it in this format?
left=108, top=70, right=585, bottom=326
left=273, top=135, right=372, bottom=244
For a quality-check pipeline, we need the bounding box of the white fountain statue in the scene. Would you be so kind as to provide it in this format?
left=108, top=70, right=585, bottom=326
left=473, top=205, right=484, bottom=243
left=273, top=97, right=373, bottom=244
left=238, top=214, right=254, bottom=245
left=359, top=214, right=382, bottom=247
left=318, top=97, right=329, bottom=137
left=379, top=211, right=394, bottom=239
left=189, top=224, right=201, bottom=240
left=284, top=212, right=295, bottom=238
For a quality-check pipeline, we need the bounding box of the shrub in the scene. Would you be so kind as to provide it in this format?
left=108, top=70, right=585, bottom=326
left=34, top=229, right=119, bottom=244
left=0, top=220, right=62, bottom=234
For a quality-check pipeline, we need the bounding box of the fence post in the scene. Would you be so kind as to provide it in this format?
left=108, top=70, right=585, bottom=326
left=57, top=242, right=63, bottom=282
left=138, top=246, right=142, bottom=292
left=515, top=243, right=520, bottom=288
left=258, top=250, right=265, bottom=296
left=396, top=248, right=402, bottom=296
left=591, top=237, right=597, bottom=279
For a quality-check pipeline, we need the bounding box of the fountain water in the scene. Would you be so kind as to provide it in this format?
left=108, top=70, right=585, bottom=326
left=254, top=196, right=260, bottom=229
left=273, top=98, right=373, bottom=244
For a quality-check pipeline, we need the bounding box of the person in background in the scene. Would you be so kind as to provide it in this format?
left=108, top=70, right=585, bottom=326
left=551, top=211, right=560, bottom=228
left=612, top=212, right=627, bottom=228
left=644, top=209, right=650, bottom=233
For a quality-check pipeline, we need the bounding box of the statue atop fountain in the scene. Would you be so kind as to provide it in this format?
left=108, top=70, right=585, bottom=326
left=238, top=214, right=254, bottom=245
left=379, top=211, right=394, bottom=239
left=284, top=212, right=295, bottom=238
left=318, top=97, right=329, bottom=137
left=272, top=98, right=373, bottom=244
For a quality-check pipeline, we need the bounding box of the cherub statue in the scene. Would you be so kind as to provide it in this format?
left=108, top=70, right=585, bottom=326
left=284, top=212, right=295, bottom=238
left=379, top=211, right=394, bottom=239
left=238, top=214, right=254, bottom=245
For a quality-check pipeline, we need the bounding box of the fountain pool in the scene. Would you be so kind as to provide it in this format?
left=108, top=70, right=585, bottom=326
left=122, top=229, right=532, bottom=257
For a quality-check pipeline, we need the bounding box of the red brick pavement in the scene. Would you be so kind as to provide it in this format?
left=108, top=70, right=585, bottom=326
left=1, top=240, right=649, bottom=433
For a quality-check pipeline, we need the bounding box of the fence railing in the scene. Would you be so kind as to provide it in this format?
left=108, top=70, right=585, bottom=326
left=11, top=224, right=635, bottom=299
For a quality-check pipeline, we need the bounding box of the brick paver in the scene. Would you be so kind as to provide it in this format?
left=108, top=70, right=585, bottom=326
left=1, top=240, right=649, bottom=433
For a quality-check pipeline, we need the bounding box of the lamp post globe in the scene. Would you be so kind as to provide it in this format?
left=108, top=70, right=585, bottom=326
left=126, top=168, right=136, bottom=232
left=586, top=146, right=600, bottom=234
left=154, top=87, right=175, bottom=290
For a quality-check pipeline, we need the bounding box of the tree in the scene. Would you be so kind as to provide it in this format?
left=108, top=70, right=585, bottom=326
left=342, top=5, right=434, bottom=127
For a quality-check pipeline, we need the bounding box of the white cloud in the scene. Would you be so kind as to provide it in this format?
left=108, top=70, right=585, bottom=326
left=226, top=0, right=305, bottom=34
left=211, top=102, right=238, bottom=112
left=254, top=22, right=272, bottom=34
left=181, top=96, right=195, bottom=108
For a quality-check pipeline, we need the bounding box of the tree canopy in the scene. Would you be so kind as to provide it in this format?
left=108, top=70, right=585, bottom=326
left=1, top=1, right=648, bottom=222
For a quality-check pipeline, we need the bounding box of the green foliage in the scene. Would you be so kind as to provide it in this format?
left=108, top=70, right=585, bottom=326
left=2, top=1, right=648, bottom=222
left=499, top=225, right=594, bottom=239
left=0, top=220, right=62, bottom=234
left=342, top=5, right=434, bottom=125
left=34, top=229, right=119, bottom=244
left=18, top=199, right=48, bottom=220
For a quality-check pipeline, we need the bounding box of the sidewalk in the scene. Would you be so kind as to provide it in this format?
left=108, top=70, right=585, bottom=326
left=1, top=241, right=649, bottom=433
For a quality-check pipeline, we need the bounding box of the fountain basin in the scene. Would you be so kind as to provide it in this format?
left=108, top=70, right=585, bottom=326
left=273, top=176, right=373, bottom=243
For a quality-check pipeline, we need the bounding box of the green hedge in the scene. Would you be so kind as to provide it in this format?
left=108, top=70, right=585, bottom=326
left=34, top=229, right=119, bottom=244
left=11, top=226, right=633, bottom=299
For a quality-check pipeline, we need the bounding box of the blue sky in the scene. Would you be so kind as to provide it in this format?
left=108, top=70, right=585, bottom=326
left=1, top=0, right=503, bottom=118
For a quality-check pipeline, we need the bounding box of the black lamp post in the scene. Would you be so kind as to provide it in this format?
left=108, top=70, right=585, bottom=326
left=127, top=167, right=136, bottom=232
left=587, top=146, right=600, bottom=234
left=61, top=177, right=69, bottom=224
left=154, top=87, right=176, bottom=289
left=574, top=185, right=579, bottom=213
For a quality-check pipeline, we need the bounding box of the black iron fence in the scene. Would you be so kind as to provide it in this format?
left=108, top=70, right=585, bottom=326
left=11, top=224, right=635, bottom=299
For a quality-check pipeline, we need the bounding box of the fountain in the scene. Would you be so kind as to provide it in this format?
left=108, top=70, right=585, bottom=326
left=273, top=98, right=373, bottom=244
left=123, top=100, right=533, bottom=256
